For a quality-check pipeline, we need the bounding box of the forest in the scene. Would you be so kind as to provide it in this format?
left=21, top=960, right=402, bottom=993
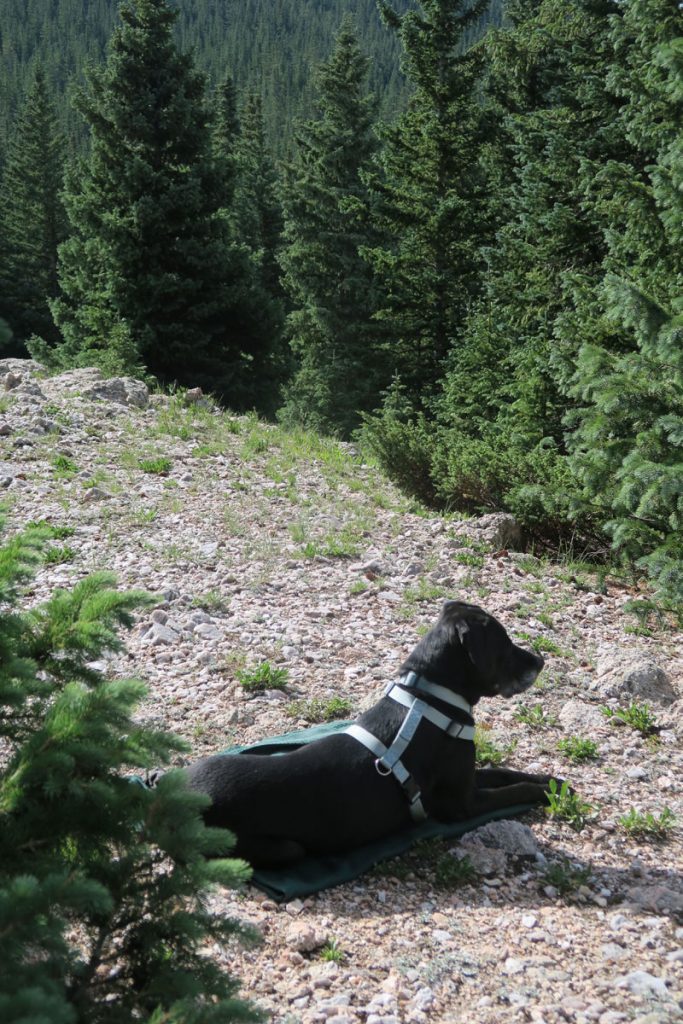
left=0, top=0, right=681, bottom=611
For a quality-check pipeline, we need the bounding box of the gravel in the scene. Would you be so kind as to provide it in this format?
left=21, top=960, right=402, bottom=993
left=2, top=359, right=682, bottom=1023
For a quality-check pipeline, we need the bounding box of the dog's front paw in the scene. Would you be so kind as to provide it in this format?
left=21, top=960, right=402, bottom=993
left=536, top=774, right=574, bottom=795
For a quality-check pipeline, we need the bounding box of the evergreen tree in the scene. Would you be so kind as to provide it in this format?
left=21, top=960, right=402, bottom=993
left=214, top=72, right=241, bottom=210
left=278, top=19, right=381, bottom=437
left=0, top=67, right=66, bottom=354
left=229, top=92, right=288, bottom=415
left=361, top=0, right=491, bottom=409
left=568, top=2, right=683, bottom=606
left=429, top=0, right=629, bottom=532
left=46, top=0, right=261, bottom=399
left=0, top=520, right=260, bottom=1023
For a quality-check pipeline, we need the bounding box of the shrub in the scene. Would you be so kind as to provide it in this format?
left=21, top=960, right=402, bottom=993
left=0, top=520, right=259, bottom=1024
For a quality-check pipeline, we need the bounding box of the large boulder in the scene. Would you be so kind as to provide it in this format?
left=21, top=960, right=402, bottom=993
left=84, top=376, right=149, bottom=409
left=455, top=513, right=523, bottom=551
left=592, top=647, right=677, bottom=706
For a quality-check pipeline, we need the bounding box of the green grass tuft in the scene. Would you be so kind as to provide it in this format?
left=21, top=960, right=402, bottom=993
left=237, top=661, right=289, bottom=692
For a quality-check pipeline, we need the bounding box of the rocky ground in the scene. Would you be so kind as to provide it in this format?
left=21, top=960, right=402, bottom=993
left=1, top=358, right=682, bottom=1024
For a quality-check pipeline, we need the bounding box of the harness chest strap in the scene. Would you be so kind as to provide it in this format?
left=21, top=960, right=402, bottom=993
left=345, top=723, right=428, bottom=821
left=345, top=675, right=476, bottom=822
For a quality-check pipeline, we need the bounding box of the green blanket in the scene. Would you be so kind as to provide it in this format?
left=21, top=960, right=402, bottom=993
left=227, top=720, right=536, bottom=902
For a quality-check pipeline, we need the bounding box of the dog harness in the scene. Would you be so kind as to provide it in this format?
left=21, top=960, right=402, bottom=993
left=345, top=671, right=476, bottom=822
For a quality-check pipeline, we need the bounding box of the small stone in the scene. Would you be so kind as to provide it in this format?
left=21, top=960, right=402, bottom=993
left=285, top=898, right=305, bottom=915
left=3, top=371, right=21, bottom=390
left=149, top=623, right=180, bottom=645
left=0, top=423, right=13, bottom=436
left=468, top=819, right=538, bottom=856
left=151, top=609, right=169, bottom=625
left=83, top=486, right=110, bottom=502
left=601, top=943, right=628, bottom=961
left=626, top=885, right=683, bottom=916
left=558, top=699, right=607, bottom=733
left=455, top=840, right=506, bottom=877
left=184, top=387, right=204, bottom=404
left=285, top=921, right=327, bottom=953
left=410, top=988, right=435, bottom=1011
left=194, top=623, right=222, bottom=640
left=615, top=971, right=668, bottom=999
left=626, top=766, right=648, bottom=780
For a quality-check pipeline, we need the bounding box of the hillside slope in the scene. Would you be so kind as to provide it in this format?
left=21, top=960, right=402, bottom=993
left=0, top=0, right=506, bottom=155
left=0, top=0, right=415, bottom=155
left=1, top=358, right=682, bottom=1023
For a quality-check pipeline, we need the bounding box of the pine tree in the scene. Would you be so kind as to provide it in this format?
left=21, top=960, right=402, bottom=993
left=214, top=72, right=241, bottom=211
left=230, top=92, right=288, bottom=415
left=278, top=18, right=381, bottom=437
left=47, top=0, right=260, bottom=398
left=0, top=520, right=260, bottom=1023
left=0, top=67, right=66, bottom=354
left=361, top=0, right=491, bottom=410
left=568, top=3, right=683, bottom=607
left=429, top=0, right=629, bottom=531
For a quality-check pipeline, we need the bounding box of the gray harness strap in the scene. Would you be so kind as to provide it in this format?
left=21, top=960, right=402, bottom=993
left=345, top=724, right=428, bottom=821
left=345, top=675, right=476, bottom=822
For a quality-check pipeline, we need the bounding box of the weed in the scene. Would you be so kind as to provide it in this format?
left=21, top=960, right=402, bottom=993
left=514, top=703, right=558, bottom=729
left=349, top=580, right=369, bottom=596
left=474, top=727, right=517, bottom=767
left=515, top=631, right=568, bottom=658
left=237, top=661, right=289, bottom=692
left=542, top=858, right=593, bottom=896
left=403, top=578, right=449, bottom=605
left=52, top=454, right=78, bottom=477
left=602, top=702, right=658, bottom=737
left=320, top=939, right=344, bottom=963
left=193, top=442, right=227, bottom=458
left=288, top=522, right=307, bottom=544
left=241, top=430, right=270, bottom=457
left=139, top=456, right=172, bottom=475
left=434, top=853, right=477, bottom=889
left=26, top=522, right=75, bottom=540
left=545, top=779, right=594, bottom=831
left=223, top=508, right=248, bottom=538
left=191, top=590, right=230, bottom=614
left=536, top=611, right=554, bottom=629
left=532, top=635, right=567, bottom=657
left=44, top=544, right=77, bottom=565
left=618, top=807, right=675, bottom=840
left=557, top=736, right=600, bottom=763
left=455, top=551, right=485, bottom=569
left=286, top=697, right=353, bottom=723
left=321, top=534, right=358, bottom=559
left=132, top=508, right=158, bottom=525
left=515, top=554, right=545, bottom=577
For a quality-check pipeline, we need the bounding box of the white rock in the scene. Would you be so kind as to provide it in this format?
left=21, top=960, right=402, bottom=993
left=558, top=699, right=606, bottom=732
left=615, top=971, right=668, bottom=998
left=594, top=647, right=677, bottom=705
left=467, top=819, right=538, bottom=856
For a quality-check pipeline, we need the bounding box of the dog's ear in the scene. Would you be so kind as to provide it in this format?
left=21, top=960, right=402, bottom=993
left=445, top=602, right=495, bottom=675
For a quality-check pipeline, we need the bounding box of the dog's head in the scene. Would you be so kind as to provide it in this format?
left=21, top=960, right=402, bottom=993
left=401, top=600, right=544, bottom=705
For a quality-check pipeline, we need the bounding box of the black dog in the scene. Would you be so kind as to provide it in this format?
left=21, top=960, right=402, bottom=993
left=183, top=601, right=560, bottom=867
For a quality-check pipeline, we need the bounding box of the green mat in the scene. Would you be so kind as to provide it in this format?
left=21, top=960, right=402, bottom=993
left=226, top=720, right=536, bottom=902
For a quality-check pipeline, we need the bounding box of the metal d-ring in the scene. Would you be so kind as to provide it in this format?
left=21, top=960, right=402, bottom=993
left=375, top=758, right=392, bottom=777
